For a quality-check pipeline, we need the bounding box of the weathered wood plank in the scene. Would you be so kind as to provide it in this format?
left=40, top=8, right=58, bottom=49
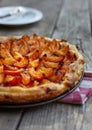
left=0, top=108, right=23, bottom=130
left=53, top=0, right=91, bottom=40
left=18, top=102, right=86, bottom=130
left=81, top=98, right=92, bottom=130
left=18, top=0, right=92, bottom=130
left=88, top=0, right=92, bottom=35
left=18, top=103, right=61, bottom=130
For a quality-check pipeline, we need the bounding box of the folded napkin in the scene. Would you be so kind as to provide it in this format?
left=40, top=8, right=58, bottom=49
left=58, top=71, right=92, bottom=104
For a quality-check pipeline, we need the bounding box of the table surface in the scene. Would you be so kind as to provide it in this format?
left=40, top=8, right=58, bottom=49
left=0, top=0, right=92, bottom=130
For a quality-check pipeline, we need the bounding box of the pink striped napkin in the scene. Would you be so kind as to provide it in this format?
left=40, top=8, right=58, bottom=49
left=58, top=71, right=92, bottom=104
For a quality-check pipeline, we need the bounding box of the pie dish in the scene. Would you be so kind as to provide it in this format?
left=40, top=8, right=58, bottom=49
left=0, top=34, right=84, bottom=103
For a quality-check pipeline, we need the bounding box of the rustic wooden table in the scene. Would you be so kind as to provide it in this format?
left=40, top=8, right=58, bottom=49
left=0, top=0, right=92, bottom=130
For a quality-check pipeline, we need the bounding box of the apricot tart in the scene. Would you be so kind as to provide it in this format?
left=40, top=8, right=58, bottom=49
left=0, top=34, right=84, bottom=103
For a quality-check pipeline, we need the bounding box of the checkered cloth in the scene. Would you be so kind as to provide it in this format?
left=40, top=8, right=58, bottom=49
left=58, top=71, right=92, bottom=104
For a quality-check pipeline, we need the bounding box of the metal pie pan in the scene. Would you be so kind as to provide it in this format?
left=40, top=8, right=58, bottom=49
left=0, top=74, right=83, bottom=108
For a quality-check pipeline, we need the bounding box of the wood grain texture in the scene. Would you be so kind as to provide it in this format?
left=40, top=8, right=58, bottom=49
left=18, top=103, right=86, bottom=130
left=82, top=98, right=92, bottom=130
left=88, top=0, right=92, bottom=35
left=53, top=0, right=91, bottom=39
left=0, top=108, right=23, bottom=130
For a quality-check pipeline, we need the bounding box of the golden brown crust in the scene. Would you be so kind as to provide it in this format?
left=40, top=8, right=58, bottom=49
left=0, top=35, right=84, bottom=103
left=0, top=83, right=69, bottom=103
